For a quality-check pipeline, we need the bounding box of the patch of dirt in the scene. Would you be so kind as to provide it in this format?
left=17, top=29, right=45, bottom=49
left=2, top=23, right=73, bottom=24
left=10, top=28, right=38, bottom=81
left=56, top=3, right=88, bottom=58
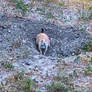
left=0, top=15, right=92, bottom=92
left=0, top=15, right=91, bottom=56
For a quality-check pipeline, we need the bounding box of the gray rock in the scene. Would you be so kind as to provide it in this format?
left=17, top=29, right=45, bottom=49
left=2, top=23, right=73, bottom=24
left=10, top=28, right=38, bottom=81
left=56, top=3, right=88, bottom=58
left=25, top=61, right=31, bottom=65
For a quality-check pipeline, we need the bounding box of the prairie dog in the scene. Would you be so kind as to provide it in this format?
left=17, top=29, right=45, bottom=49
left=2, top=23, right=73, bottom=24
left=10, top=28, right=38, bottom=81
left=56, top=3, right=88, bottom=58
left=36, top=28, right=50, bottom=55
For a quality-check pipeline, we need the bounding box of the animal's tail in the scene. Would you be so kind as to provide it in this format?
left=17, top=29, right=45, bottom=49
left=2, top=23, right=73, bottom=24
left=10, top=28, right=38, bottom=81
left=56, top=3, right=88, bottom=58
left=41, top=28, right=44, bottom=33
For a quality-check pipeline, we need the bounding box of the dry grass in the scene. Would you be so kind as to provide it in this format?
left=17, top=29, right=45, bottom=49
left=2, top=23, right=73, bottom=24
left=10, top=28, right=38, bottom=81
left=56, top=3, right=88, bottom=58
left=0, top=72, right=38, bottom=92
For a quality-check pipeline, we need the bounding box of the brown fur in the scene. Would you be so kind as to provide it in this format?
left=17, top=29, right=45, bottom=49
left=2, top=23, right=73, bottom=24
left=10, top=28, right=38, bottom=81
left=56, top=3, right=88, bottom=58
left=36, top=29, right=50, bottom=55
left=36, top=33, right=50, bottom=45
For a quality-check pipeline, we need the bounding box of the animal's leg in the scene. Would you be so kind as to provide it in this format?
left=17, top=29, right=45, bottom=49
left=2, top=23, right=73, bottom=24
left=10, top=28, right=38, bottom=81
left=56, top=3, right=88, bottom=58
left=38, top=43, right=42, bottom=55
left=48, top=42, right=50, bottom=47
left=39, top=49, right=42, bottom=54
left=44, top=44, right=48, bottom=55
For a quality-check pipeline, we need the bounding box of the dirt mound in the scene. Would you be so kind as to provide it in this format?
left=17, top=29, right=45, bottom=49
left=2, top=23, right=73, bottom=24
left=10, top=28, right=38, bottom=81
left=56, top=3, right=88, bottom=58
left=0, top=15, right=91, bottom=57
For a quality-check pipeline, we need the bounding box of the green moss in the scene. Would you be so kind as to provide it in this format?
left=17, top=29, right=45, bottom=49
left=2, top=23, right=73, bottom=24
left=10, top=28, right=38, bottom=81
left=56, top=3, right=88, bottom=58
left=14, top=0, right=28, bottom=15
left=84, top=66, right=92, bottom=75
left=58, top=2, right=65, bottom=6
left=88, top=6, right=92, bottom=19
left=81, top=41, right=92, bottom=51
left=1, top=62, right=14, bottom=70
left=90, top=56, right=92, bottom=62
left=44, top=0, right=51, bottom=4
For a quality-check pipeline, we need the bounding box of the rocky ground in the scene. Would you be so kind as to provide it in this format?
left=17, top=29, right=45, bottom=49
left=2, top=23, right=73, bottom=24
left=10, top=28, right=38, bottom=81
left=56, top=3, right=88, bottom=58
left=0, top=15, right=92, bottom=92
left=0, top=0, right=92, bottom=92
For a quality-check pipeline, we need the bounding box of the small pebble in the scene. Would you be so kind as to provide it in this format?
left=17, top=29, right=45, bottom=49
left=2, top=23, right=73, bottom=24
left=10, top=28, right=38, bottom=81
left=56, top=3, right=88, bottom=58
left=72, top=53, right=75, bottom=56
left=8, top=30, right=11, bottom=33
left=33, top=78, right=38, bottom=83
left=74, top=56, right=80, bottom=63
left=25, top=61, right=31, bottom=65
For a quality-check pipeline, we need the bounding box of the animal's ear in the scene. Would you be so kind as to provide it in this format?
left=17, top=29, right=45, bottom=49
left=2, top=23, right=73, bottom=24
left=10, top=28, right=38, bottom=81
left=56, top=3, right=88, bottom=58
left=41, top=28, right=44, bottom=33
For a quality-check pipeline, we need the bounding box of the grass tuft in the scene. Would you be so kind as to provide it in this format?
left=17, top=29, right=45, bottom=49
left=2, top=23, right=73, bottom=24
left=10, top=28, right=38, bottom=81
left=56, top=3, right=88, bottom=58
left=81, top=40, right=92, bottom=52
